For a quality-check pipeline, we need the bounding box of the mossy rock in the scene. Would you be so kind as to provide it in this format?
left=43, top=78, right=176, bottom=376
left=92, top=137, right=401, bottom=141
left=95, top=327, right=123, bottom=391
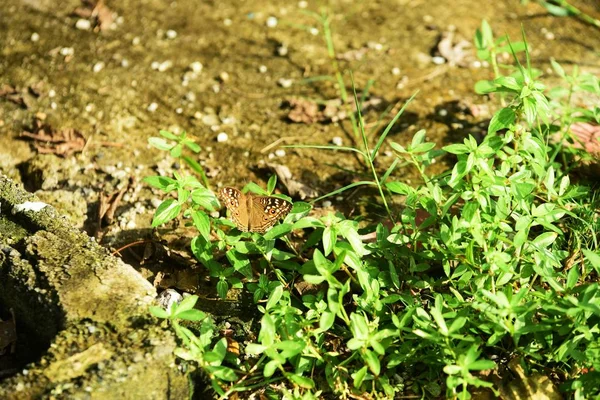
left=0, top=176, right=189, bottom=399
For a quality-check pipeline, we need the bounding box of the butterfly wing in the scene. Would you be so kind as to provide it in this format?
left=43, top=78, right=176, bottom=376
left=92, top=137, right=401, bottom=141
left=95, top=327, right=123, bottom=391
left=218, top=187, right=248, bottom=231
left=249, top=195, right=293, bottom=233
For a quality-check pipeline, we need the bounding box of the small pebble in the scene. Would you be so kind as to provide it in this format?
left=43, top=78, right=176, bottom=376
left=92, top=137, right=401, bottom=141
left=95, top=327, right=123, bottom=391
left=76, top=19, right=91, bottom=30
left=189, top=61, right=203, bottom=73
left=392, top=67, right=401, bottom=76
left=335, top=196, right=343, bottom=202
left=92, top=62, right=105, bottom=73
left=132, top=37, right=141, bottom=45
left=332, top=136, right=343, bottom=146
left=438, top=109, right=448, bottom=117
left=51, top=102, right=57, bottom=109
left=185, top=91, right=196, bottom=102
left=322, top=200, right=332, bottom=207
left=277, top=78, right=293, bottom=88
left=175, top=107, right=183, bottom=114
left=275, top=149, right=286, bottom=157
left=60, top=47, right=74, bottom=56
left=277, top=45, right=288, bottom=56
left=147, top=102, right=158, bottom=112
left=121, top=59, right=129, bottom=67
left=30, top=32, right=40, bottom=42
left=309, top=27, right=319, bottom=36
left=258, top=65, right=268, bottom=73
left=48, top=89, right=56, bottom=98
left=223, top=18, right=232, bottom=26
left=268, top=153, right=275, bottom=159
left=166, top=29, right=177, bottom=39
left=432, top=56, right=446, bottom=65
left=212, top=84, right=221, bottom=93
left=298, top=1, right=308, bottom=8
left=266, top=16, right=278, bottom=27
left=367, top=41, right=383, bottom=51
left=217, top=132, right=228, bottom=142
left=219, top=71, right=230, bottom=82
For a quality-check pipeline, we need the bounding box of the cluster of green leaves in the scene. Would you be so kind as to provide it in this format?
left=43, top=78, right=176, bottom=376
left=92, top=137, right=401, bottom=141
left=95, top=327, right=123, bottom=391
left=145, top=23, right=600, bottom=400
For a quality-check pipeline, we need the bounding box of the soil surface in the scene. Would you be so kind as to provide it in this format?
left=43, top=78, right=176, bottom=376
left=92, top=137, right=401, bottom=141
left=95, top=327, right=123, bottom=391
left=1, top=0, right=599, bottom=393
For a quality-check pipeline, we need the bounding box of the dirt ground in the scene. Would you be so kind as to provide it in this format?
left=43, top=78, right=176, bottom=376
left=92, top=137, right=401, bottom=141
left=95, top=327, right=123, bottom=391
left=1, top=0, right=600, bottom=395
left=2, top=0, right=600, bottom=231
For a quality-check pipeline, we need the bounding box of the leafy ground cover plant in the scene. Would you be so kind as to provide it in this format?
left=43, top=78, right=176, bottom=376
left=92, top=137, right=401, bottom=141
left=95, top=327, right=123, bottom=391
left=146, top=21, right=600, bottom=400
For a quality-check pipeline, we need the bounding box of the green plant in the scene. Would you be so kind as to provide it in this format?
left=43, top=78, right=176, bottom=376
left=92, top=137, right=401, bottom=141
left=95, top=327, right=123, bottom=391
left=145, top=21, right=600, bottom=400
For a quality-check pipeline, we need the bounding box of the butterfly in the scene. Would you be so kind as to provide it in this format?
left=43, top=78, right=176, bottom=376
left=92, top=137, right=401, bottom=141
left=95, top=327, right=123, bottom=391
left=218, top=187, right=292, bottom=233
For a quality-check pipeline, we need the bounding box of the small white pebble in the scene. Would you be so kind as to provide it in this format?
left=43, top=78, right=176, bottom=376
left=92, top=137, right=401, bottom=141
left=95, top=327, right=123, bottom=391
left=392, top=67, right=401, bottom=76
left=277, top=78, right=293, bottom=88
left=166, top=29, right=177, bottom=39
left=85, top=103, right=94, bottom=112
left=30, top=32, right=40, bottom=42
left=147, top=102, right=158, bottom=112
left=217, top=132, right=228, bottom=142
left=438, top=109, right=448, bottom=117
left=243, top=151, right=250, bottom=157
left=367, top=41, right=383, bottom=51
left=175, top=107, right=183, bottom=114
left=51, top=102, right=57, bottom=109
left=48, top=89, right=56, bottom=98
left=432, top=56, right=446, bottom=65
left=185, top=92, right=196, bottom=102
left=223, top=18, right=232, bottom=26
left=275, top=149, right=286, bottom=157
left=212, top=84, right=221, bottom=93
left=268, top=152, right=275, bottom=159
left=322, top=200, right=332, bottom=207
left=92, top=62, right=105, bottom=73
left=121, top=59, right=129, bottom=67
left=13, top=201, right=48, bottom=213
left=151, top=61, right=160, bottom=70
left=189, top=61, right=203, bottom=73
left=76, top=19, right=91, bottom=30
left=309, top=27, right=319, bottom=36
left=335, top=196, right=343, bottom=201
left=298, top=1, right=308, bottom=8
left=277, top=45, right=288, bottom=56
left=158, top=61, right=172, bottom=72
left=132, top=37, right=141, bottom=45
left=332, top=136, right=343, bottom=146
left=258, top=65, right=268, bottom=73
left=266, top=16, right=278, bottom=28
left=472, top=60, right=482, bottom=68
left=60, top=47, right=74, bottom=56
left=219, top=71, right=230, bottom=82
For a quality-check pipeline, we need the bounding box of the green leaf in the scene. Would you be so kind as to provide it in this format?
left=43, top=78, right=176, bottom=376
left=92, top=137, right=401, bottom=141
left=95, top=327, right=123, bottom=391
left=176, top=309, right=207, bottom=322
left=287, top=374, right=315, bottom=389
left=266, top=285, right=284, bottom=310
left=207, top=366, right=238, bottom=381
left=144, top=175, right=177, bottom=191
left=216, top=280, right=229, bottom=299
left=363, top=349, right=381, bottom=376
left=267, top=174, right=277, bottom=194
left=353, top=366, right=368, bottom=388
left=474, top=80, right=496, bottom=94
left=152, top=199, right=182, bottom=227
left=159, top=130, right=179, bottom=140
left=319, top=311, right=335, bottom=332
left=174, top=295, right=199, bottom=314
left=386, top=181, right=415, bottom=195
left=191, top=210, right=211, bottom=241
left=583, top=250, right=600, bottom=274
left=442, top=144, right=470, bottom=154
left=148, top=137, right=174, bottom=151
left=263, top=223, right=292, bottom=240
left=149, top=306, right=169, bottom=319
left=488, top=108, right=515, bottom=135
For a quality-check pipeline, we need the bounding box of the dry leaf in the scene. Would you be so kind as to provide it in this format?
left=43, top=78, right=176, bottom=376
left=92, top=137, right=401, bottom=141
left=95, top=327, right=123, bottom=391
left=436, top=28, right=473, bottom=67
left=73, top=0, right=114, bottom=32
left=20, top=118, right=87, bottom=157
left=266, top=163, right=319, bottom=200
